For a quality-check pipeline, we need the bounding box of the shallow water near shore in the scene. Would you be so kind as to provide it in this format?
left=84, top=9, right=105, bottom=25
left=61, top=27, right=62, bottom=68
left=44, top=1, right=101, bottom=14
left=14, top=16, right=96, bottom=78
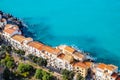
left=0, top=0, right=120, bottom=68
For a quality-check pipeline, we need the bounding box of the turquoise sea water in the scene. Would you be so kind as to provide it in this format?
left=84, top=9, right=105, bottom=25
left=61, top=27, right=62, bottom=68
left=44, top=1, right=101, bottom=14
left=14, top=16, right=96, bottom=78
left=0, top=0, right=120, bottom=67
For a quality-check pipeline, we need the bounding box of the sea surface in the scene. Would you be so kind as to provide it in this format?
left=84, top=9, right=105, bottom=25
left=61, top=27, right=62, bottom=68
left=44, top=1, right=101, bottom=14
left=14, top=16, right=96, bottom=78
left=0, top=0, right=120, bottom=68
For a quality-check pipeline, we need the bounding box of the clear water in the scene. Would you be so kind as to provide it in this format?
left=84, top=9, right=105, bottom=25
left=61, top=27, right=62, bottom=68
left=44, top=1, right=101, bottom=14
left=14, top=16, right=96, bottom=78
left=0, top=0, right=120, bottom=67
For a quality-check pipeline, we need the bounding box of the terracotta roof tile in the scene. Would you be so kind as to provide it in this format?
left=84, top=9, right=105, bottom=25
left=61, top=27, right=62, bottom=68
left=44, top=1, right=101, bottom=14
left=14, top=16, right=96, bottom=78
left=106, top=66, right=114, bottom=71
left=97, top=63, right=118, bottom=71
left=54, top=48, right=61, bottom=54
left=4, top=24, right=13, bottom=29
left=43, top=46, right=55, bottom=53
left=64, top=46, right=75, bottom=53
left=97, top=63, right=106, bottom=70
left=25, top=38, right=33, bottom=41
left=3, top=28, right=17, bottom=35
left=4, top=24, right=19, bottom=30
left=27, top=41, right=44, bottom=50
left=73, top=52, right=85, bottom=59
left=12, top=35, right=26, bottom=43
left=63, top=54, right=74, bottom=63
left=57, top=53, right=74, bottom=63
left=43, top=46, right=61, bottom=55
left=57, top=53, right=65, bottom=59
left=106, top=65, right=118, bottom=71
left=73, top=62, right=88, bottom=69
left=84, top=61, right=93, bottom=68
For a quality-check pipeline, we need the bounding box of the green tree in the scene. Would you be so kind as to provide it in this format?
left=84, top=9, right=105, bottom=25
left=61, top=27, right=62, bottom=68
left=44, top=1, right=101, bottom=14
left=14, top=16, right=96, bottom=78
left=68, top=71, right=75, bottom=80
left=0, top=59, right=6, bottom=65
left=17, top=63, right=33, bottom=73
left=17, top=63, right=34, bottom=77
left=6, top=46, right=12, bottom=53
left=0, top=45, right=12, bottom=53
left=62, top=75, right=68, bottom=80
left=34, top=69, right=43, bottom=79
left=61, top=69, right=75, bottom=80
left=61, top=69, right=69, bottom=76
left=42, top=72, right=53, bottom=80
left=27, top=54, right=47, bottom=67
left=42, top=59, right=47, bottom=67
left=3, top=67, right=15, bottom=80
left=0, top=53, right=15, bottom=68
left=27, top=54, right=34, bottom=60
left=6, top=60, right=14, bottom=69
left=37, top=57, right=47, bottom=66
left=3, top=67, right=11, bottom=80
left=4, top=53, right=14, bottom=62
left=15, top=50, right=25, bottom=55
left=1, top=44, right=6, bottom=50
left=76, top=73, right=85, bottom=80
left=0, top=50, right=6, bottom=59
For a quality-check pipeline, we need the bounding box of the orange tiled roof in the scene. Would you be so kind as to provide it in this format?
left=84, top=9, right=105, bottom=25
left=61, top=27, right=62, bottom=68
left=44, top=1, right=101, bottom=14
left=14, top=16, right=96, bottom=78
left=57, top=53, right=74, bottom=63
left=73, top=52, right=85, bottom=58
left=97, top=63, right=117, bottom=71
left=106, top=65, right=115, bottom=71
left=97, top=63, right=106, bottom=70
left=57, top=53, right=65, bottom=59
left=27, top=41, right=44, bottom=50
left=43, top=46, right=55, bottom=53
left=25, top=38, right=33, bottom=41
left=3, top=28, right=17, bottom=35
left=106, top=65, right=117, bottom=71
left=12, top=35, right=26, bottom=43
left=54, top=48, right=61, bottom=54
left=4, top=24, right=13, bottom=29
left=84, top=61, right=93, bottom=68
left=63, top=54, right=74, bottom=63
left=43, top=46, right=61, bottom=55
left=64, top=46, right=75, bottom=53
left=73, top=62, right=88, bottom=69
left=4, top=24, right=19, bottom=30
left=38, top=46, right=45, bottom=51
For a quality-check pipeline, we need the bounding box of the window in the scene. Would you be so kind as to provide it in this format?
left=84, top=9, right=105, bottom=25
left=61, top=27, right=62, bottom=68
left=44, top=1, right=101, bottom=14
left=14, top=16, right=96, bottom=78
left=42, top=50, right=45, bottom=53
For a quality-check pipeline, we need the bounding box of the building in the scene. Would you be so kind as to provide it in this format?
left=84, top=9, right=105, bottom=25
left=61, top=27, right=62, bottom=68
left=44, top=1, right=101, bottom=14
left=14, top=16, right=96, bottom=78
left=58, top=45, right=86, bottom=62
left=58, top=45, right=75, bottom=54
left=94, top=63, right=118, bottom=80
left=26, top=41, right=44, bottom=56
left=72, top=52, right=86, bottom=62
left=42, top=46, right=62, bottom=68
left=11, top=34, right=33, bottom=50
left=56, top=53, right=74, bottom=71
left=2, top=24, right=21, bottom=42
left=73, top=62, right=88, bottom=78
